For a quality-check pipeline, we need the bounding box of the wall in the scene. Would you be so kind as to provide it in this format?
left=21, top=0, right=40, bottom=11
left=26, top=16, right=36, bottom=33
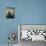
left=16, top=0, right=46, bottom=24
left=0, top=0, right=18, bottom=44
left=0, top=0, right=46, bottom=44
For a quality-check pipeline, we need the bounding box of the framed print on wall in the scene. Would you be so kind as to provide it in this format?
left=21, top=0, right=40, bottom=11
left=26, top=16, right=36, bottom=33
left=18, top=24, right=46, bottom=41
left=5, top=7, right=15, bottom=19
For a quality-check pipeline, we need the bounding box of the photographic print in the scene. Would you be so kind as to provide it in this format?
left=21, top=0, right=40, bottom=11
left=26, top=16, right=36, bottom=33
left=5, top=7, right=15, bottom=19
